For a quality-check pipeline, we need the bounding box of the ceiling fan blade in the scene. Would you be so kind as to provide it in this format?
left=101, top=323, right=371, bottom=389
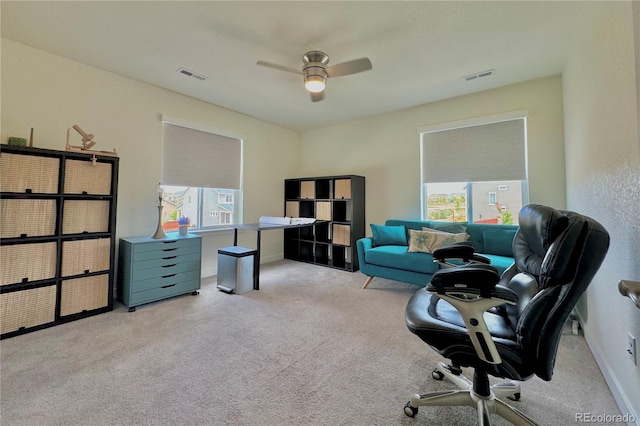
left=256, top=60, right=302, bottom=75
left=310, top=91, right=324, bottom=102
left=325, top=57, right=372, bottom=78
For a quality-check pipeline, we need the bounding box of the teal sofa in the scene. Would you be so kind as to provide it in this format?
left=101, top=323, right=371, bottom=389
left=356, top=219, right=518, bottom=288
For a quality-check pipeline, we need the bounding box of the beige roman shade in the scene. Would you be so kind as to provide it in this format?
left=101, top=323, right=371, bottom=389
left=161, top=122, right=242, bottom=189
left=422, top=118, right=526, bottom=183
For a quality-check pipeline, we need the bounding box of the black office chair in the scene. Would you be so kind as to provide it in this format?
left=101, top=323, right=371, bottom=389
left=403, top=204, right=610, bottom=425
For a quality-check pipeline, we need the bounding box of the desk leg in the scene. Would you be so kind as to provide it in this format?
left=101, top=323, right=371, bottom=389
left=254, top=230, right=261, bottom=290
left=233, top=229, right=238, bottom=246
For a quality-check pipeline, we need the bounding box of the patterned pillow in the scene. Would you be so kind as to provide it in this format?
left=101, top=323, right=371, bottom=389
left=408, top=228, right=469, bottom=253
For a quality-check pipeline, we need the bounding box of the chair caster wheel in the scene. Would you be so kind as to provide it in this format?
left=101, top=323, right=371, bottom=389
left=404, top=402, right=418, bottom=417
left=508, top=392, right=521, bottom=401
left=432, top=368, right=445, bottom=380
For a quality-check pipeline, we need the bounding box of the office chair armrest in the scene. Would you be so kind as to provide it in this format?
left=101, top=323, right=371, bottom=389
left=428, top=265, right=517, bottom=301
left=432, top=243, right=491, bottom=267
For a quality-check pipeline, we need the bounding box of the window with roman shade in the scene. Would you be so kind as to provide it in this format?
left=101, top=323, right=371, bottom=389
left=160, top=116, right=243, bottom=230
left=420, top=113, right=528, bottom=223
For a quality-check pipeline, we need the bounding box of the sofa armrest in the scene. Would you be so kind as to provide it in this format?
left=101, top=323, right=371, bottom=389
left=356, top=237, right=373, bottom=273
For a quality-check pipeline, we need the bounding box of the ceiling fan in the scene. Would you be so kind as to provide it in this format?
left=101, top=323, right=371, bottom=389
left=257, top=51, right=372, bottom=102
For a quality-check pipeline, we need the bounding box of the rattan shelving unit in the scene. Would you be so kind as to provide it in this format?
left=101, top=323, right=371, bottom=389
left=283, top=175, right=365, bottom=272
left=0, top=145, right=119, bottom=339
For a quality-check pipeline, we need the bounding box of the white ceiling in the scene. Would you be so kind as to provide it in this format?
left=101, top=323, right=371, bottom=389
left=1, top=1, right=598, bottom=131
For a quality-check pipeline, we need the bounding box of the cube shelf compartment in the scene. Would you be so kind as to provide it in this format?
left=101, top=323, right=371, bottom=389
left=283, top=175, right=365, bottom=272
left=0, top=145, right=118, bottom=339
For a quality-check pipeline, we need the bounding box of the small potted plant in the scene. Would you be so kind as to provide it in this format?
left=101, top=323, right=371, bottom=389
left=177, top=216, right=190, bottom=236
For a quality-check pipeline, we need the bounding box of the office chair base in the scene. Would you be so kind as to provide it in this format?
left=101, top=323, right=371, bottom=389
left=433, top=362, right=521, bottom=401
left=403, top=362, right=538, bottom=426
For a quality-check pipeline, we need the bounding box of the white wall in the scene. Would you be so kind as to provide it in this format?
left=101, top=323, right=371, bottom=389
left=300, top=75, right=566, bottom=229
left=0, top=38, right=301, bottom=278
left=562, top=1, right=640, bottom=422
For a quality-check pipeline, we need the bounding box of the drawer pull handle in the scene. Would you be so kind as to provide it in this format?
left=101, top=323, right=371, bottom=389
left=162, top=256, right=177, bottom=260
left=162, top=240, right=177, bottom=245
left=162, top=274, right=176, bottom=279
left=162, top=248, right=177, bottom=252
left=161, top=283, right=176, bottom=289
left=162, top=264, right=177, bottom=268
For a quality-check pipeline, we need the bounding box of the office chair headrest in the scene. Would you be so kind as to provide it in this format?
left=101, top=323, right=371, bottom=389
left=512, top=204, right=569, bottom=280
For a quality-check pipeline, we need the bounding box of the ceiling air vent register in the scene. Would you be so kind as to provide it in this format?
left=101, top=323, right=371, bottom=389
left=177, top=67, right=208, bottom=81
left=462, top=69, right=495, bottom=82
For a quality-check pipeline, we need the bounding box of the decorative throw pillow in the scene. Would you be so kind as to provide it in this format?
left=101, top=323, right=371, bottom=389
left=408, top=228, right=469, bottom=253
left=370, top=224, right=408, bottom=247
left=408, top=229, right=435, bottom=253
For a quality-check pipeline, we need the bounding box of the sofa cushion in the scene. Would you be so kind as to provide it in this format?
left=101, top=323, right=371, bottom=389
left=425, top=222, right=468, bottom=234
left=480, top=254, right=515, bottom=275
left=370, top=224, right=407, bottom=247
left=408, top=229, right=469, bottom=253
left=365, top=245, right=440, bottom=275
left=482, top=228, right=517, bottom=257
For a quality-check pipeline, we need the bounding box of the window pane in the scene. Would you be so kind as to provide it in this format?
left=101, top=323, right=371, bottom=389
left=160, top=186, right=241, bottom=230
left=160, top=186, right=197, bottom=230
left=471, top=181, right=522, bottom=224
left=425, top=182, right=468, bottom=222
left=424, top=180, right=524, bottom=224
left=202, top=188, right=239, bottom=227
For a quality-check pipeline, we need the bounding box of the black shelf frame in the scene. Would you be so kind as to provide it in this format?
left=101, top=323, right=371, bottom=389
left=0, top=144, right=119, bottom=339
left=283, top=175, right=365, bottom=272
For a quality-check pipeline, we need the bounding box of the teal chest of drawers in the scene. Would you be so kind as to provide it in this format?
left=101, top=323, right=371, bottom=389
left=118, top=234, right=202, bottom=312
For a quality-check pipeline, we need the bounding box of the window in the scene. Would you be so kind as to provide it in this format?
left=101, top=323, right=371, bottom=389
left=420, top=112, right=528, bottom=224
left=160, top=116, right=243, bottom=231
left=218, top=193, right=234, bottom=204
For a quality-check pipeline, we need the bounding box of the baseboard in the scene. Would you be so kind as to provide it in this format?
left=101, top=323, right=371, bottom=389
left=575, top=312, right=639, bottom=425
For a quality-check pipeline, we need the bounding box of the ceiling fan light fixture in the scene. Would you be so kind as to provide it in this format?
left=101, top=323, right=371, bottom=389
left=304, top=75, right=326, bottom=93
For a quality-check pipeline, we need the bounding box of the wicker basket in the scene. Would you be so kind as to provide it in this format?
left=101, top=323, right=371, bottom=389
left=0, top=153, right=59, bottom=194
left=61, top=238, right=110, bottom=277
left=62, top=200, right=109, bottom=234
left=316, top=201, right=332, bottom=221
left=63, top=160, right=112, bottom=195
left=0, top=285, right=57, bottom=334
left=60, top=274, right=108, bottom=316
left=332, top=224, right=351, bottom=246
left=0, top=242, right=57, bottom=286
left=0, top=199, right=57, bottom=238
left=334, top=179, right=352, bottom=199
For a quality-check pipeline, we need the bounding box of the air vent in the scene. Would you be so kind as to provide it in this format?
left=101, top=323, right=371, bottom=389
left=462, top=69, right=495, bottom=82
left=177, top=67, right=208, bottom=81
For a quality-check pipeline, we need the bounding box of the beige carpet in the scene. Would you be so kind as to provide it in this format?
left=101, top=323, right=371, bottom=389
left=0, top=260, right=621, bottom=425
